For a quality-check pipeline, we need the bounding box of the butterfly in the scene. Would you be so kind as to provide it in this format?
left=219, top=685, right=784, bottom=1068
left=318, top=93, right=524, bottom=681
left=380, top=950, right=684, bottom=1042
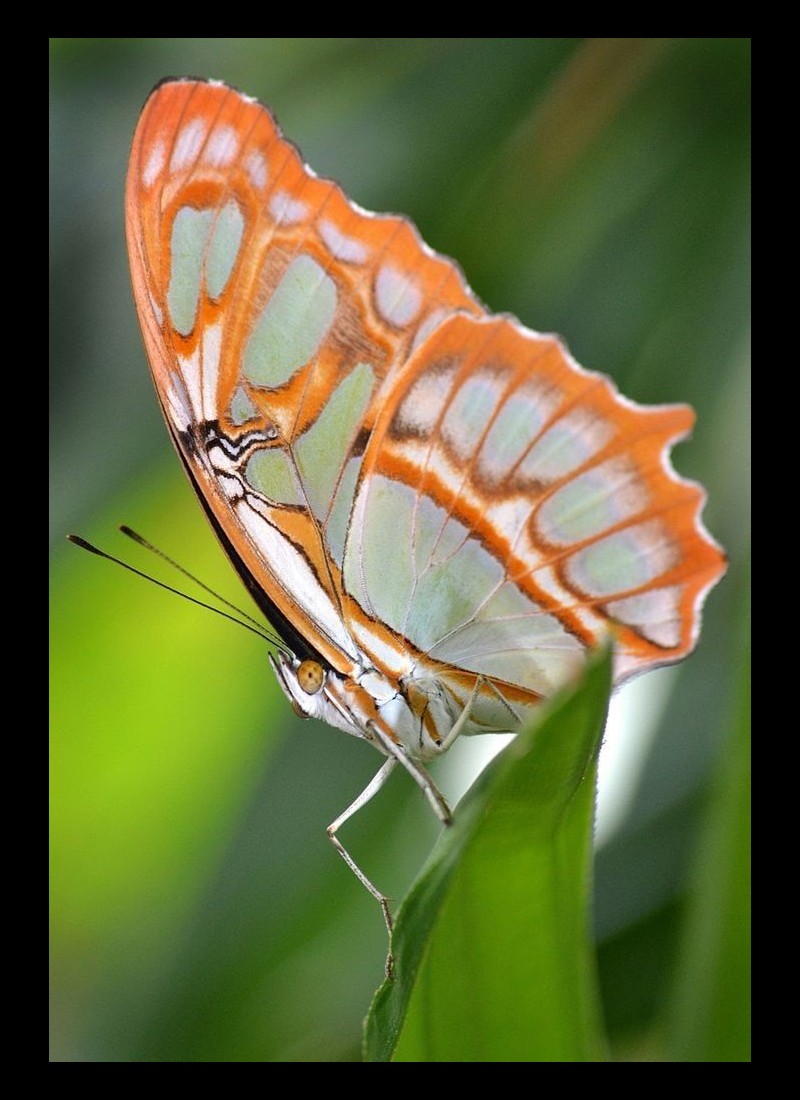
left=125, top=77, right=726, bottom=947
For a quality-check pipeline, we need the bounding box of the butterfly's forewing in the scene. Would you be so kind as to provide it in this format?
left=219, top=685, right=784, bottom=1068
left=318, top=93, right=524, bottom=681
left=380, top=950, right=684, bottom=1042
left=344, top=312, right=724, bottom=720
left=125, top=79, right=482, bottom=673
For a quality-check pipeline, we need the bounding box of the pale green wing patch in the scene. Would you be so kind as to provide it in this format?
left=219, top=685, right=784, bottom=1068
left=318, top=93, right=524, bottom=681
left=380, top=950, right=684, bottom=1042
left=168, top=208, right=214, bottom=336
left=294, top=363, right=373, bottom=522
left=242, top=255, right=337, bottom=389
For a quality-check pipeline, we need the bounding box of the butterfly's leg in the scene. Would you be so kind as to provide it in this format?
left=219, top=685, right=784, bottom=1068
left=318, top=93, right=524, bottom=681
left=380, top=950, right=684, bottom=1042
left=327, top=756, right=398, bottom=968
left=481, top=677, right=521, bottom=725
left=438, top=675, right=485, bottom=754
left=367, top=722, right=452, bottom=827
left=438, top=675, right=521, bottom=754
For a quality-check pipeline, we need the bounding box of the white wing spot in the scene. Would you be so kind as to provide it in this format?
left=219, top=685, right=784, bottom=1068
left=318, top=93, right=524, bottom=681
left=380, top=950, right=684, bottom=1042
left=270, top=190, right=309, bottom=225
left=376, top=265, right=422, bottom=327
left=177, top=348, right=203, bottom=421
left=170, top=118, right=207, bottom=172
left=142, top=140, right=166, bottom=187
left=201, top=323, right=223, bottom=420
left=318, top=219, right=368, bottom=263
left=204, top=125, right=238, bottom=167
left=218, top=474, right=244, bottom=501
left=394, top=363, right=457, bottom=436
left=165, top=375, right=192, bottom=434
left=245, top=150, right=268, bottom=189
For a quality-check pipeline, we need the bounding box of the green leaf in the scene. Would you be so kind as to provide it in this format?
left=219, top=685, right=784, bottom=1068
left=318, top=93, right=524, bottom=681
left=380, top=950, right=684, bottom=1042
left=666, top=598, right=751, bottom=1062
left=364, top=646, right=612, bottom=1062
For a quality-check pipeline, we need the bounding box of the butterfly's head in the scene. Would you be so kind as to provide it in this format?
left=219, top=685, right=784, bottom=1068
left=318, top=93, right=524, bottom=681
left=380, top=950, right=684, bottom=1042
left=269, top=651, right=365, bottom=741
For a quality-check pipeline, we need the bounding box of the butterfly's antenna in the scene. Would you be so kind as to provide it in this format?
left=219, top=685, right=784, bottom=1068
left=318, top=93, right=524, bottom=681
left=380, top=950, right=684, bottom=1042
left=118, top=525, right=279, bottom=640
left=66, top=534, right=290, bottom=654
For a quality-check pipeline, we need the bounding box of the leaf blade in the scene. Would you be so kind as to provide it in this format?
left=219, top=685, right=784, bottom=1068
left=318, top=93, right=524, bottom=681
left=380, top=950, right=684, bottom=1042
left=365, top=645, right=612, bottom=1062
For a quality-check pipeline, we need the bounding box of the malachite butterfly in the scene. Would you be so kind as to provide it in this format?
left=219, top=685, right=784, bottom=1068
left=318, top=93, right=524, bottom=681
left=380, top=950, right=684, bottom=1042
left=125, top=77, right=726, bottom=948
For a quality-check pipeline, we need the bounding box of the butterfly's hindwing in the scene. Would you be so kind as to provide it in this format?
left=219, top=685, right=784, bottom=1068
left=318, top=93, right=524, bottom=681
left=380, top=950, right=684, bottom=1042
left=344, top=313, right=724, bottom=700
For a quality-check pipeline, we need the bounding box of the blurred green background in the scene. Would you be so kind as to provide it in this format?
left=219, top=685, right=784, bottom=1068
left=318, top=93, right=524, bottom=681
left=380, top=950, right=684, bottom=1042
left=50, top=38, right=750, bottom=1062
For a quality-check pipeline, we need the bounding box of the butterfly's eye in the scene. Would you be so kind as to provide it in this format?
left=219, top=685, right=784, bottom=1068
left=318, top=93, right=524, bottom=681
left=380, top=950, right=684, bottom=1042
left=297, top=659, right=325, bottom=695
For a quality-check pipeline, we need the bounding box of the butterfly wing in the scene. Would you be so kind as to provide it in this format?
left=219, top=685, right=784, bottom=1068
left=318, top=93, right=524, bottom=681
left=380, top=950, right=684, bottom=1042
left=343, top=312, right=726, bottom=721
left=125, top=78, right=483, bottom=671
